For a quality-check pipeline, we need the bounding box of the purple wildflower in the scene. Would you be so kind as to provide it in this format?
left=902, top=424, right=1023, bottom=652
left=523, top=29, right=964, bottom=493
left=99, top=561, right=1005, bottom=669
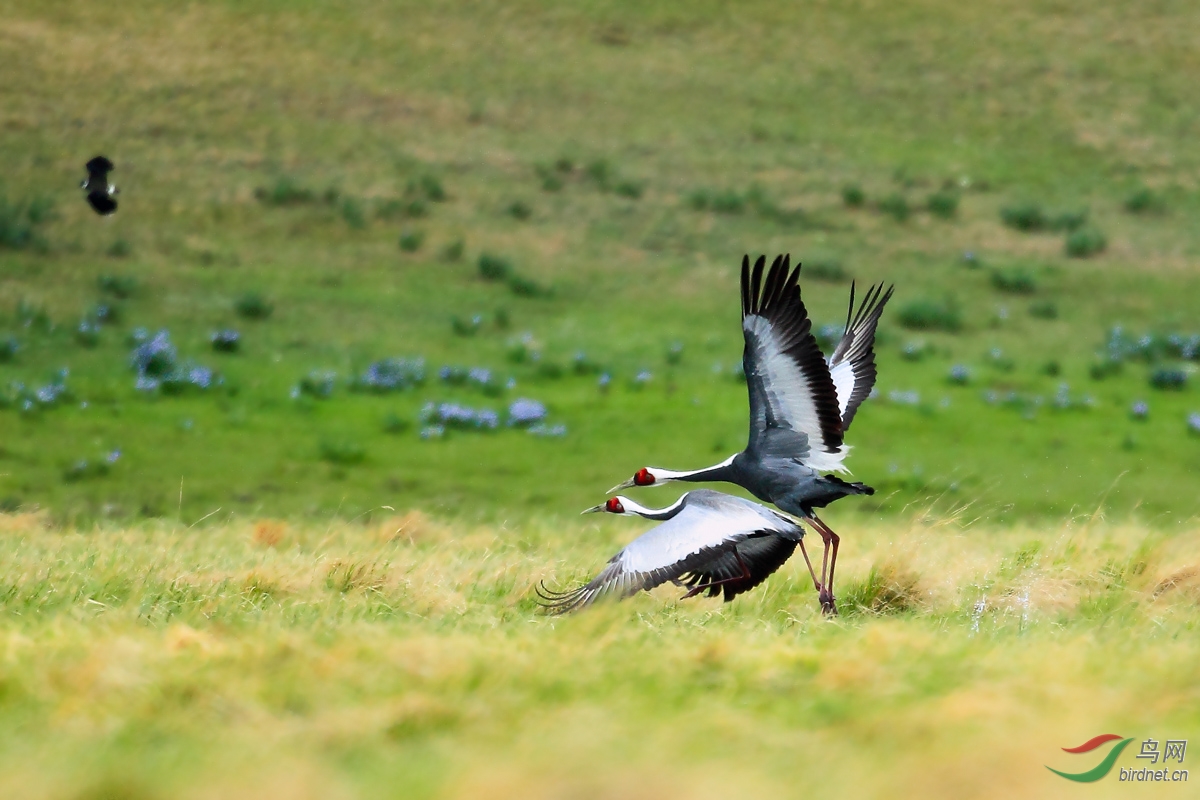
left=186, top=365, right=213, bottom=388
left=359, top=358, right=425, bottom=392
left=35, top=384, right=64, bottom=404
left=437, top=402, right=477, bottom=427
left=508, top=398, right=547, bottom=427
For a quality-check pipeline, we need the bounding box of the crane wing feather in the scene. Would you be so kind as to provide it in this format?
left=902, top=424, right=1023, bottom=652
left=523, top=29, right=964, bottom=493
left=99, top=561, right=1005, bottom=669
left=616, top=493, right=794, bottom=574
left=827, top=282, right=894, bottom=432
left=678, top=534, right=798, bottom=601
left=741, top=255, right=846, bottom=472
left=537, top=492, right=801, bottom=614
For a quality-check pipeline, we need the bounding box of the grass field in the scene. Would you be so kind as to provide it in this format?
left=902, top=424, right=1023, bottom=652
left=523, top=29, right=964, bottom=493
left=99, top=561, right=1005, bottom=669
left=2, top=510, right=1198, bottom=799
left=3, top=0, right=1200, bottom=525
left=2, top=1, right=1200, bottom=797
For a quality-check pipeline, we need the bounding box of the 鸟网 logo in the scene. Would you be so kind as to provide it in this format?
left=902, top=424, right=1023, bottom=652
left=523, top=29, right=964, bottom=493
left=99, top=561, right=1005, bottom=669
left=1046, top=734, right=1134, bottom=782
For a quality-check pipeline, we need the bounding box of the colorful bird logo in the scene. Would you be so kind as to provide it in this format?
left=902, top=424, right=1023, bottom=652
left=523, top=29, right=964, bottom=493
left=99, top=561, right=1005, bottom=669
left=1046, top=734, right=1134, bottom=782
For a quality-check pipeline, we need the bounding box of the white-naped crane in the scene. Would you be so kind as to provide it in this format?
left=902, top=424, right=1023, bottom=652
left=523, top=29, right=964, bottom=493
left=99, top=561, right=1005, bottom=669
left=609, top=254, right=894, bottom=615
left=81, top=156, right=118, bottom=215
left=537, top=489, right=820, bottom=614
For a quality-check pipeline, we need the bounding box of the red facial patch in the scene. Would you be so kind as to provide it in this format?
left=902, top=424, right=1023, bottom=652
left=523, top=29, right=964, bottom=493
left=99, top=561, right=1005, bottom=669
left=605, top=497, right=624, bottom=513
left=634, top=468, right=655, bottom=486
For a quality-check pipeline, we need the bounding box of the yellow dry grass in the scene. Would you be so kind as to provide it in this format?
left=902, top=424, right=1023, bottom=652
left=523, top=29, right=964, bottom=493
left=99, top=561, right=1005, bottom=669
left=0, top=510, right=1197, bottom=799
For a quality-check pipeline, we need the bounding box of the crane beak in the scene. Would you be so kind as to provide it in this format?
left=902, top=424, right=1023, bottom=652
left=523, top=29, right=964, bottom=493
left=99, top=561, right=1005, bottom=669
left=606, top=478, right=635, bottom=494
left=581, top=503, right=606, bottom=515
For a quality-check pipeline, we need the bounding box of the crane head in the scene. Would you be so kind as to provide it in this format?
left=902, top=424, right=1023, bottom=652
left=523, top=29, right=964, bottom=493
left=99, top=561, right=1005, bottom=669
left=606, top=467, right=657, bottom=493
left=581, top=497, right=627, bottom=515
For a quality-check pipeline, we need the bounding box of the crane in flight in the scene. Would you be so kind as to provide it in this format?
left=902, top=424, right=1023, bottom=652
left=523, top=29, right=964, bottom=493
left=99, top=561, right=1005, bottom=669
left=609, top=254, right=893, bottom=615
left=537, top=490, right=819, bottom=614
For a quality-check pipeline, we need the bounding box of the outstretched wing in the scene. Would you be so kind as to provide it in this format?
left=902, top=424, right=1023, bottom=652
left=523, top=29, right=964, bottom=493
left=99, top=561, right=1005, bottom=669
left=537, top=492, right=798, bottom=614
left=536, top=539, right=737, bottom=614
left=827, top=282, right=894, bottom=432
left=678, top=533, right=798, bottom=602
left=741, top=254, right=845, bottom=472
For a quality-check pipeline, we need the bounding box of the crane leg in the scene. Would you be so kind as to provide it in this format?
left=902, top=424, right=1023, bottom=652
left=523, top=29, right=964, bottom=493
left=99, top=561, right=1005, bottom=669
left=805, top=517, right=832, bottom=593
left=681, top=548, right=752, bottom=599
left=797, top=538, right=823, bottom=593
left=811, top=516, right=840, bottom=616
left=818, top=527, right=830, bottom=588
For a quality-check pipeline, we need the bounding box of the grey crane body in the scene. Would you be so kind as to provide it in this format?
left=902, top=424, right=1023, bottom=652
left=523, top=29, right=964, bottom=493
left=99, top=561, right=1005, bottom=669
left=610, top=255, right=893, bottom=614
left=537, top=489, right=816, bottom=614
left=678, top=450, right=873, bottom=520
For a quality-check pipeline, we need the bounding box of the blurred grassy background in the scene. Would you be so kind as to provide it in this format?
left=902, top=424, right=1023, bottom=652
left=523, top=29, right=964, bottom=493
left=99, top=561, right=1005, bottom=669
left=2, top=2, right=1200, bottom=797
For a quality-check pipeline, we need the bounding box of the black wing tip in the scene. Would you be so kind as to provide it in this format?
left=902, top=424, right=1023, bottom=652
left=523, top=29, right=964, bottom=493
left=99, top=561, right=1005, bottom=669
left=852, top=282, right=895, bottom=328
left=752, top=255, right=766, bottom=312
left=879, top=283, right=896, bottom=308
left=834, top=280, right=895, bottom=364
left=742, top=253, right=803, bottom=317
left=741, top=252, right=844, bottom=451
left=741, top=255, right=751, bottom=317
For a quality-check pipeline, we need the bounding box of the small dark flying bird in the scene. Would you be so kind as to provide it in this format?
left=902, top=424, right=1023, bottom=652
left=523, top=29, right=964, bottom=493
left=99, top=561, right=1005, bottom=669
left=537, top=490, right=821, bottom=614
left=609, top=255, right=894, bottom=615
left=81, top=156, right=118, bottom=215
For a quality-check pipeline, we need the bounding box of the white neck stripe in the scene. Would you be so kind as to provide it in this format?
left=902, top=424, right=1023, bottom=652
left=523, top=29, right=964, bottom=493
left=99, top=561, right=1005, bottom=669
left=651, top=453, right=736, bottom=482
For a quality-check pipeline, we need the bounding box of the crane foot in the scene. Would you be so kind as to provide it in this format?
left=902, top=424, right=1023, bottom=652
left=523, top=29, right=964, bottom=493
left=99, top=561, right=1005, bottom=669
left=818, top=587, right=838, bottom=616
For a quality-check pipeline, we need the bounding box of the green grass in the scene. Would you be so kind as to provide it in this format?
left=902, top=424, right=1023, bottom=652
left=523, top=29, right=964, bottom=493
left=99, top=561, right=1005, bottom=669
left=1066, top=226, right=1108, bottom=258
